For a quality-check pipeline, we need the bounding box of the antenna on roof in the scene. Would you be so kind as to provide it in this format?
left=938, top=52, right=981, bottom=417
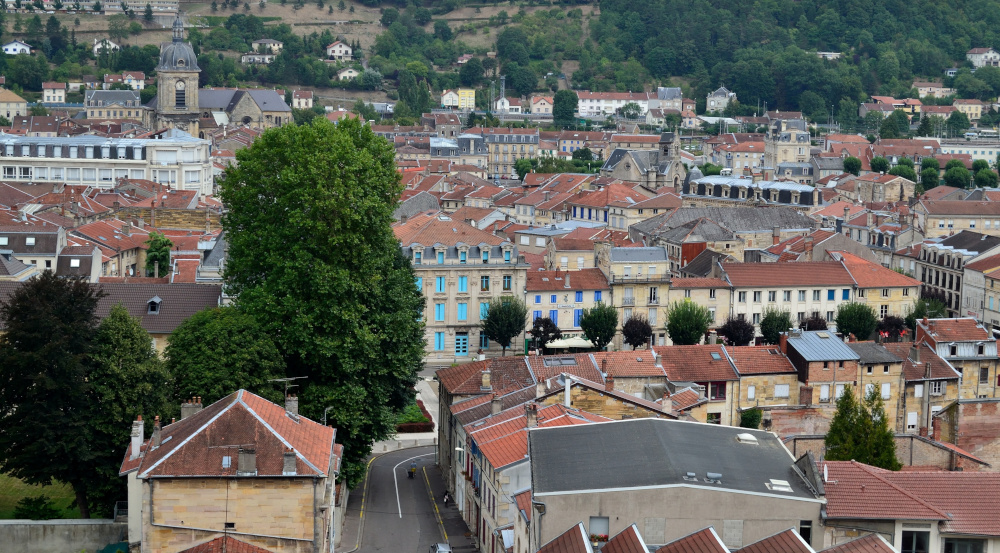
left=268, top=376, right=307, bottom=397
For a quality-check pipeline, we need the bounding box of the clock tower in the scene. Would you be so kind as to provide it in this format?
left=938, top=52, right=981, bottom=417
left=155, top=16, right=200, bottom=136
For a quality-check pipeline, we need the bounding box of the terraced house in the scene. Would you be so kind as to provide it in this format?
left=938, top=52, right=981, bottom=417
left=395, top=212, right=528, bottom=365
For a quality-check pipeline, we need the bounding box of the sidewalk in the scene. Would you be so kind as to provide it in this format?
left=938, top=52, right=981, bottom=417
left=424, top=464, right=477, bottom=551
left=372, top=377, right=440, bottom=452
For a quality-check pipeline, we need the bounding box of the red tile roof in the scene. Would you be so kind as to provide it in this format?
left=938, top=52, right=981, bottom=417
left=470, top=404, right=609, bottom=469
left=723, top=261, right=854, bottom=287
left=514, top=489, right=532, bottom=522
left=918, top=200, right=1000, bottom=215
left=179, top=537, right=275, bottom=553
left=880, top=342, right=959, bottom=381
left=670, top=387, right=706, bottom=411
left=568, top=183, right=649, bottom=209
left=832, top=251, right=920, bottom=288
left=592, top=350, right=666, bottom=378
left=602, top=524, right=648, bottom=553
left=526, top=269, right=609, bottom=292
left=821, top=534, right=895, bottom=553
left=918, top=317, right=992, bottom=343
left=811, top=201, right=867, bottom=219
left=437, top=357, right=534, bottom=397
left=528, top=353, right=604, bottom=382
left=655, top=345, right=740, bottom=382
left=394, top=213, right=507, bottom=247
left=964, top=252, right=1000, bottom=272
left=121, top=390, right=335, bottom=478
left=539, top=522, right=592, bottom=553
left=821, top=461, right=949, bottom=521
left=735, top=529, right=812, bottom=553
left=632, top=192, right=682, bottom=210
left=654, top=527, right=728, bottom=553
left=729, top=346, right=796, bottom=375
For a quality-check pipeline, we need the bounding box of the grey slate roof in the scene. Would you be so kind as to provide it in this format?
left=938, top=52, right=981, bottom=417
left=657, top=87, right=682, bottom=101
left=786, top=331, right=860, bottom=362
left=609, top=246, right=667, bottom=263
left=847, top=342, right=903, bottom=365
left=529, top=418, right=818, bottom=499
left=84, top=89, right=141, bottom=105
left=936, top=230, right=1000, bottom=255
left=659, top=217, right=735, bottom=243
left=202, top=231, right=227, bottom=268
left=393, top=191, right=440, bottom=221
left=680, top=249, right=733, bottom=278
left=632, top=206, right=814, bottom=238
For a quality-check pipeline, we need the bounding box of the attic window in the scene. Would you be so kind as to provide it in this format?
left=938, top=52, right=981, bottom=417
left=736, top=433, right=758, bottom=444
left=222, top=456, right=231, bottom=468
left=147, top=296, right=162, bottom=314
left=710, top=352, right=722, bottom=360
left=766, top=479, right=793, bottom=492
left=70, top=258, right=80, bottom=268
left=25, top=237, right=35, bottom=246
left=816, top=332, right=830, bottom=339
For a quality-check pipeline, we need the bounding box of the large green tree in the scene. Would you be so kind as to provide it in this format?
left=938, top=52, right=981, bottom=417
left=665, top=299, right=711, bottom=345
left=0, top=272, right=104, bottom=518
left=580, top=302, right=617, bottom=351
left=621, top=314, right=652, bottom=350
left=165, top=307, right=285, bottom=406
left=552, top=89, right=578, bottom=127
left=843, top=156, right=861, bottom=176
left=834, top=302, right=879, bottom=340
left=220, top=117, right=425, bottom=486
left=528, top=316, right=561, bottom=353
left=482, top=297, right=529, bottom=356
left=87, top=303, right=169, bottom=517
left=145, top=232, right=173, bottom=277
left=718, top=316, right=755, bottom=346
left=825, top=385, right=901, bottom=470
left=759, top=308, right=793, bottom=345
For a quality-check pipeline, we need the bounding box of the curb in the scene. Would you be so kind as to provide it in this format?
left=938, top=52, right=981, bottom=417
left=422, top=466, right=448, bottom=543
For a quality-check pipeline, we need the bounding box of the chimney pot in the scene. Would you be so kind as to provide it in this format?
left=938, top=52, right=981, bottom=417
left=180, top=397, right=203, bottom=420
left=525, top=403, right=538, bottom=427
left=491, top=393, right=502, bottom=415
left=130, top=416, right=144, bottom=460
left=536, top=380, right=547, bottom=399
left=481, top=369, right=492, bottom=390
left=285, top=395, right=298, bottom=417
left=779, top=332, right=788, bottom=354
left=708, top=330, right=718, bottom=345
left=151, top=415, right=162, bottom=447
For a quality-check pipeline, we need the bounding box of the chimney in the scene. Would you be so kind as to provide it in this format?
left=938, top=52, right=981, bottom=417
left=491, top=393, right=502, bottom=415
left=536, top=379, right=547, bottom=398
left=122, top=222, right=130, bottom=236
left=285, top=394, right=298, bottom=417
left=908, top=343, right=921, bottom=364
left=477, top=348, right=486, bottom=361
left=564, top=374, right=572, bottom=407
left=708, top=330, right=718, bottom=345
left=779, top=332, right=788, bottom=354
left=238, top=447, right=257, bottom=475
left=772, top=225, right=780, bottom=246
left=129, top=416, right=144, bottom=460
left=282, top=448, right=297, bottom=475
left=151, top=415, right=162, bottom=447
left=525, top=403, right=538, bottom=428
left=154, top=261, right=159, bottom=279
left=866, top=212, right=874, bottom=227
left=932, top=421, right=942, bottom=442
left=804, top=236, right=814, bottom=261
left=605, top=374, right=615, bottom=391
left=564, top=273, right=570, bottom=288
left=481, top=369, right=492, bottom=390
left=180, top=397, right=203, bottom=420
left=843, top=206, right=850, bottom=223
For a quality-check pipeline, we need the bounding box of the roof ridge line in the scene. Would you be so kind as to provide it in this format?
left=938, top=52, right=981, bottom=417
left=139, top=393, right=240, bottom=477
left=240, top=394, right=324, bottom=476
left=849, top=461, right=951, bottom=519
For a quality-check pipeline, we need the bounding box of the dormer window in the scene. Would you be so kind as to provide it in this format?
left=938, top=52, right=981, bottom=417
left=482, top=249, right=489, bottom=263
left=147, top=296, right=162, bottom=315
left=414, top=250, right=422, bottom=265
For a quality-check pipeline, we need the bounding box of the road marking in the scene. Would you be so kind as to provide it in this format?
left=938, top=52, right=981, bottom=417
left=348, top=454, right=381, bottom=553
left=393, top=453, right=433, bottom=518
left=423, top=466, right=448, bottom=543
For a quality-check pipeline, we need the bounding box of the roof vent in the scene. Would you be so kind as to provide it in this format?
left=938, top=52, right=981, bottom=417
left=766, top=479, right=793, bottom=492
left=736, top=433, right=758, bottom=444
left=682, top=472, right=698, bottom=481
left=705, top=472, right=722, bottom=483
left=816, top=332, right=830, bottom=339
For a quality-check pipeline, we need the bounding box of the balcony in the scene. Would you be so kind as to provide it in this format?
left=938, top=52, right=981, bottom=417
left=623, top=297, right=635, bottom=306
left=611, top=274, right=672, bottom=283
left=647, top=297, right=659, bottom=306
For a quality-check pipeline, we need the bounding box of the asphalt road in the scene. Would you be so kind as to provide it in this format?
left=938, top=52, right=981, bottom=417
left=355, top=446, right=442, bottom=553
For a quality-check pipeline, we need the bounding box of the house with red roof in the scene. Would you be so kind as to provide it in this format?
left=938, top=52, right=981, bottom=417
left=915, top=317, right=1000, bottom=400
left=565, top=182, right=650, bottom=226
left=526, top=268, right=609, bottom=339
left=821, top=460, right=1000, bottom=552
left=119, top=391, right=341, bottom=553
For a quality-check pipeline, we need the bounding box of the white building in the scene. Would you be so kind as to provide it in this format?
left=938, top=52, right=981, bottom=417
left=325, top=41, right=352, bottom=61
left=967, top=47, right=1000, bottom=69
left=493, top=97, right=522, bottom=114
left=336, top=67, right=359, bottom=81
left=292, top=90, right=313, bottom=110
left=706, top=86, right=737, bottom=113
left=575, top=91, right=653, bottom=117
left=92, top=38, right=120, bottom=57
left=2, top=41, right=31, bottom=55
left=42, top=82, right=66, bottom=104
left=0, top=130, right=213, bottom=195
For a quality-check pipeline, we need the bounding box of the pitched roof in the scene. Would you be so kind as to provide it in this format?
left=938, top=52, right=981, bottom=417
left=591, top=351, right=666, bottom=378
left=670, top=277, right=729, bottom=289
left=723, top=261, right=854, bottom=287
left=179, top=537, right=275, bottom=553
left=654, top=345, right=740, bottom=382
left=832, top=251, right=920, bottom=288
left=122, top=390, right=336, bottom=478
left=538, top=522, right=592, bottom=553
left=735, top=529, right=812, bottom=553
left=654, top=527, right=728, bottom=553
left=821, top=461, right=949, bottom=521
left=670, top=387, right=707, bottom=411
left=568, top=182, right=648, bottom=209
left=964, top=252, right=1000, bottom=272
left=526, top=269, right=609, bottom=292
left=528, top=353, right=604, bottom=383
left=514, top=489, right=532, bottom=522
left=729, top=346, right=796, bottom=375
left=602, top=524, right=649, bottom=553
left=437, top=357, right=534, bottom=397
left=393, top=213, right=506, bottom=247
left=786, top=331, right=860, bottom=362
left=845, top=341, right=901, bottom=365
left=471, top=404, right=609, bottom=469
left=918, top=317, right=992, bottom=343
left=821, top=534, right=895, bottom=553
left=881, top=342, right=959, bottom=381
left=918, top=200, right=1000, bottom=215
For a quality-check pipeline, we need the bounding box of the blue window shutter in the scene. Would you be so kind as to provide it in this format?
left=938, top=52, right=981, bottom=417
left=550, top=310, right=558, bottom=326
left=535, top=295, right=541, bottom=304
left=437, top=251, right=444, bottom=264
left=574, top=309, right=582, bottom=327
left=551, top=294, right=557, bottom=303
left=481, top=303, right=489, bottom=319
left=828, top=289, right=835, bottom=301
left=415, top=277, right=422, bottom=290
left=575, top=291, right=583, bottom=302
left=533, top=310, right=542, bottom=321
left=458, top=303, right=467, bottom=321
left=604, top=211, right=608, bottom=222
left=842, top=289, right=850, bottom=300
left=595, top=291, right=602, bottom=301
left=459, top=276, right=467, bottom=292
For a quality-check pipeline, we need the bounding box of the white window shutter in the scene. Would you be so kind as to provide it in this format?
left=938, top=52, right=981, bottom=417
left=915, top=384, right=924, bottom=398
left=747, top=385, right=755, bottom=400
left=907, top=412, right=918, bottom=427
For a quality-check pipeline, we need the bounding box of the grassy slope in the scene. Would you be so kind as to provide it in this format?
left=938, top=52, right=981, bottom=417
left=0, top=474, right=80, bottom=519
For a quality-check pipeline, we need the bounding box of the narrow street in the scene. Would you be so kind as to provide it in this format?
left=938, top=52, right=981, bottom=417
left=352, top=446, right=443, bottom=553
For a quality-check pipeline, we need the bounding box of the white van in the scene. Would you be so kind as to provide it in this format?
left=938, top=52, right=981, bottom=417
left=965, top=131, right=979, bottom=139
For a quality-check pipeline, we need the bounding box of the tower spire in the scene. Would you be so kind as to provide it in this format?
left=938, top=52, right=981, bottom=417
left=172, top=16, right=184, bottom=43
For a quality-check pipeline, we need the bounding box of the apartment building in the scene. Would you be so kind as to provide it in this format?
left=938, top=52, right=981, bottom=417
left=906, top=231, right=1000, bottom=316
left=913, top=200, right=1000, bottom=239
left=724, top=262, right=857, bottom=329
left=468, top=127, right=539, bottom=180
left=597, top=246, right=671, bottom=349
left=41, top=82, right=66, bottom=104
left=915, top=318, right=1000, bottom=400
left=576, top=91, right=654, bottom=117
left=525, top=269, right=610, bottom=342
left=763, top=118, right=810, bottom=168
left=395, top=213, right=528, bottom=364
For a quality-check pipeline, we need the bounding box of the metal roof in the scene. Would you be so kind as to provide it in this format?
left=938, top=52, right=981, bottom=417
left=0, top=131, right=203, bottom=146
left=786, top=330, right=860, bottom=362
left=529, top=418, right=818, bottom=499
left=847, top=342, right=903, bottom=365
left=609, top=246, right=668, bottom=263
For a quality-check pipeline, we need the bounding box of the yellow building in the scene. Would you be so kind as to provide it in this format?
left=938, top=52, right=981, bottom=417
left=729, top=345, right=802, bottom=413
left=849, top=341, right=906, bottom=428
left=831, top=251, right=921, bottom=319
left=913, top=200, right=1000, bottom=239
left=915, top=318, right=1000, bottom=400
left=954, top=99, right=984, bottom=121
left=0, top=88, right=27, bottom=119
left=119, top=391, right=341, bottom=553
left=458, top=88, right=476, bottom=110
left=882, top=341, right=961, bottom=435
left=596, top=246, right=671, bottom=348
left=667, top=278, right=732, bottom=341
